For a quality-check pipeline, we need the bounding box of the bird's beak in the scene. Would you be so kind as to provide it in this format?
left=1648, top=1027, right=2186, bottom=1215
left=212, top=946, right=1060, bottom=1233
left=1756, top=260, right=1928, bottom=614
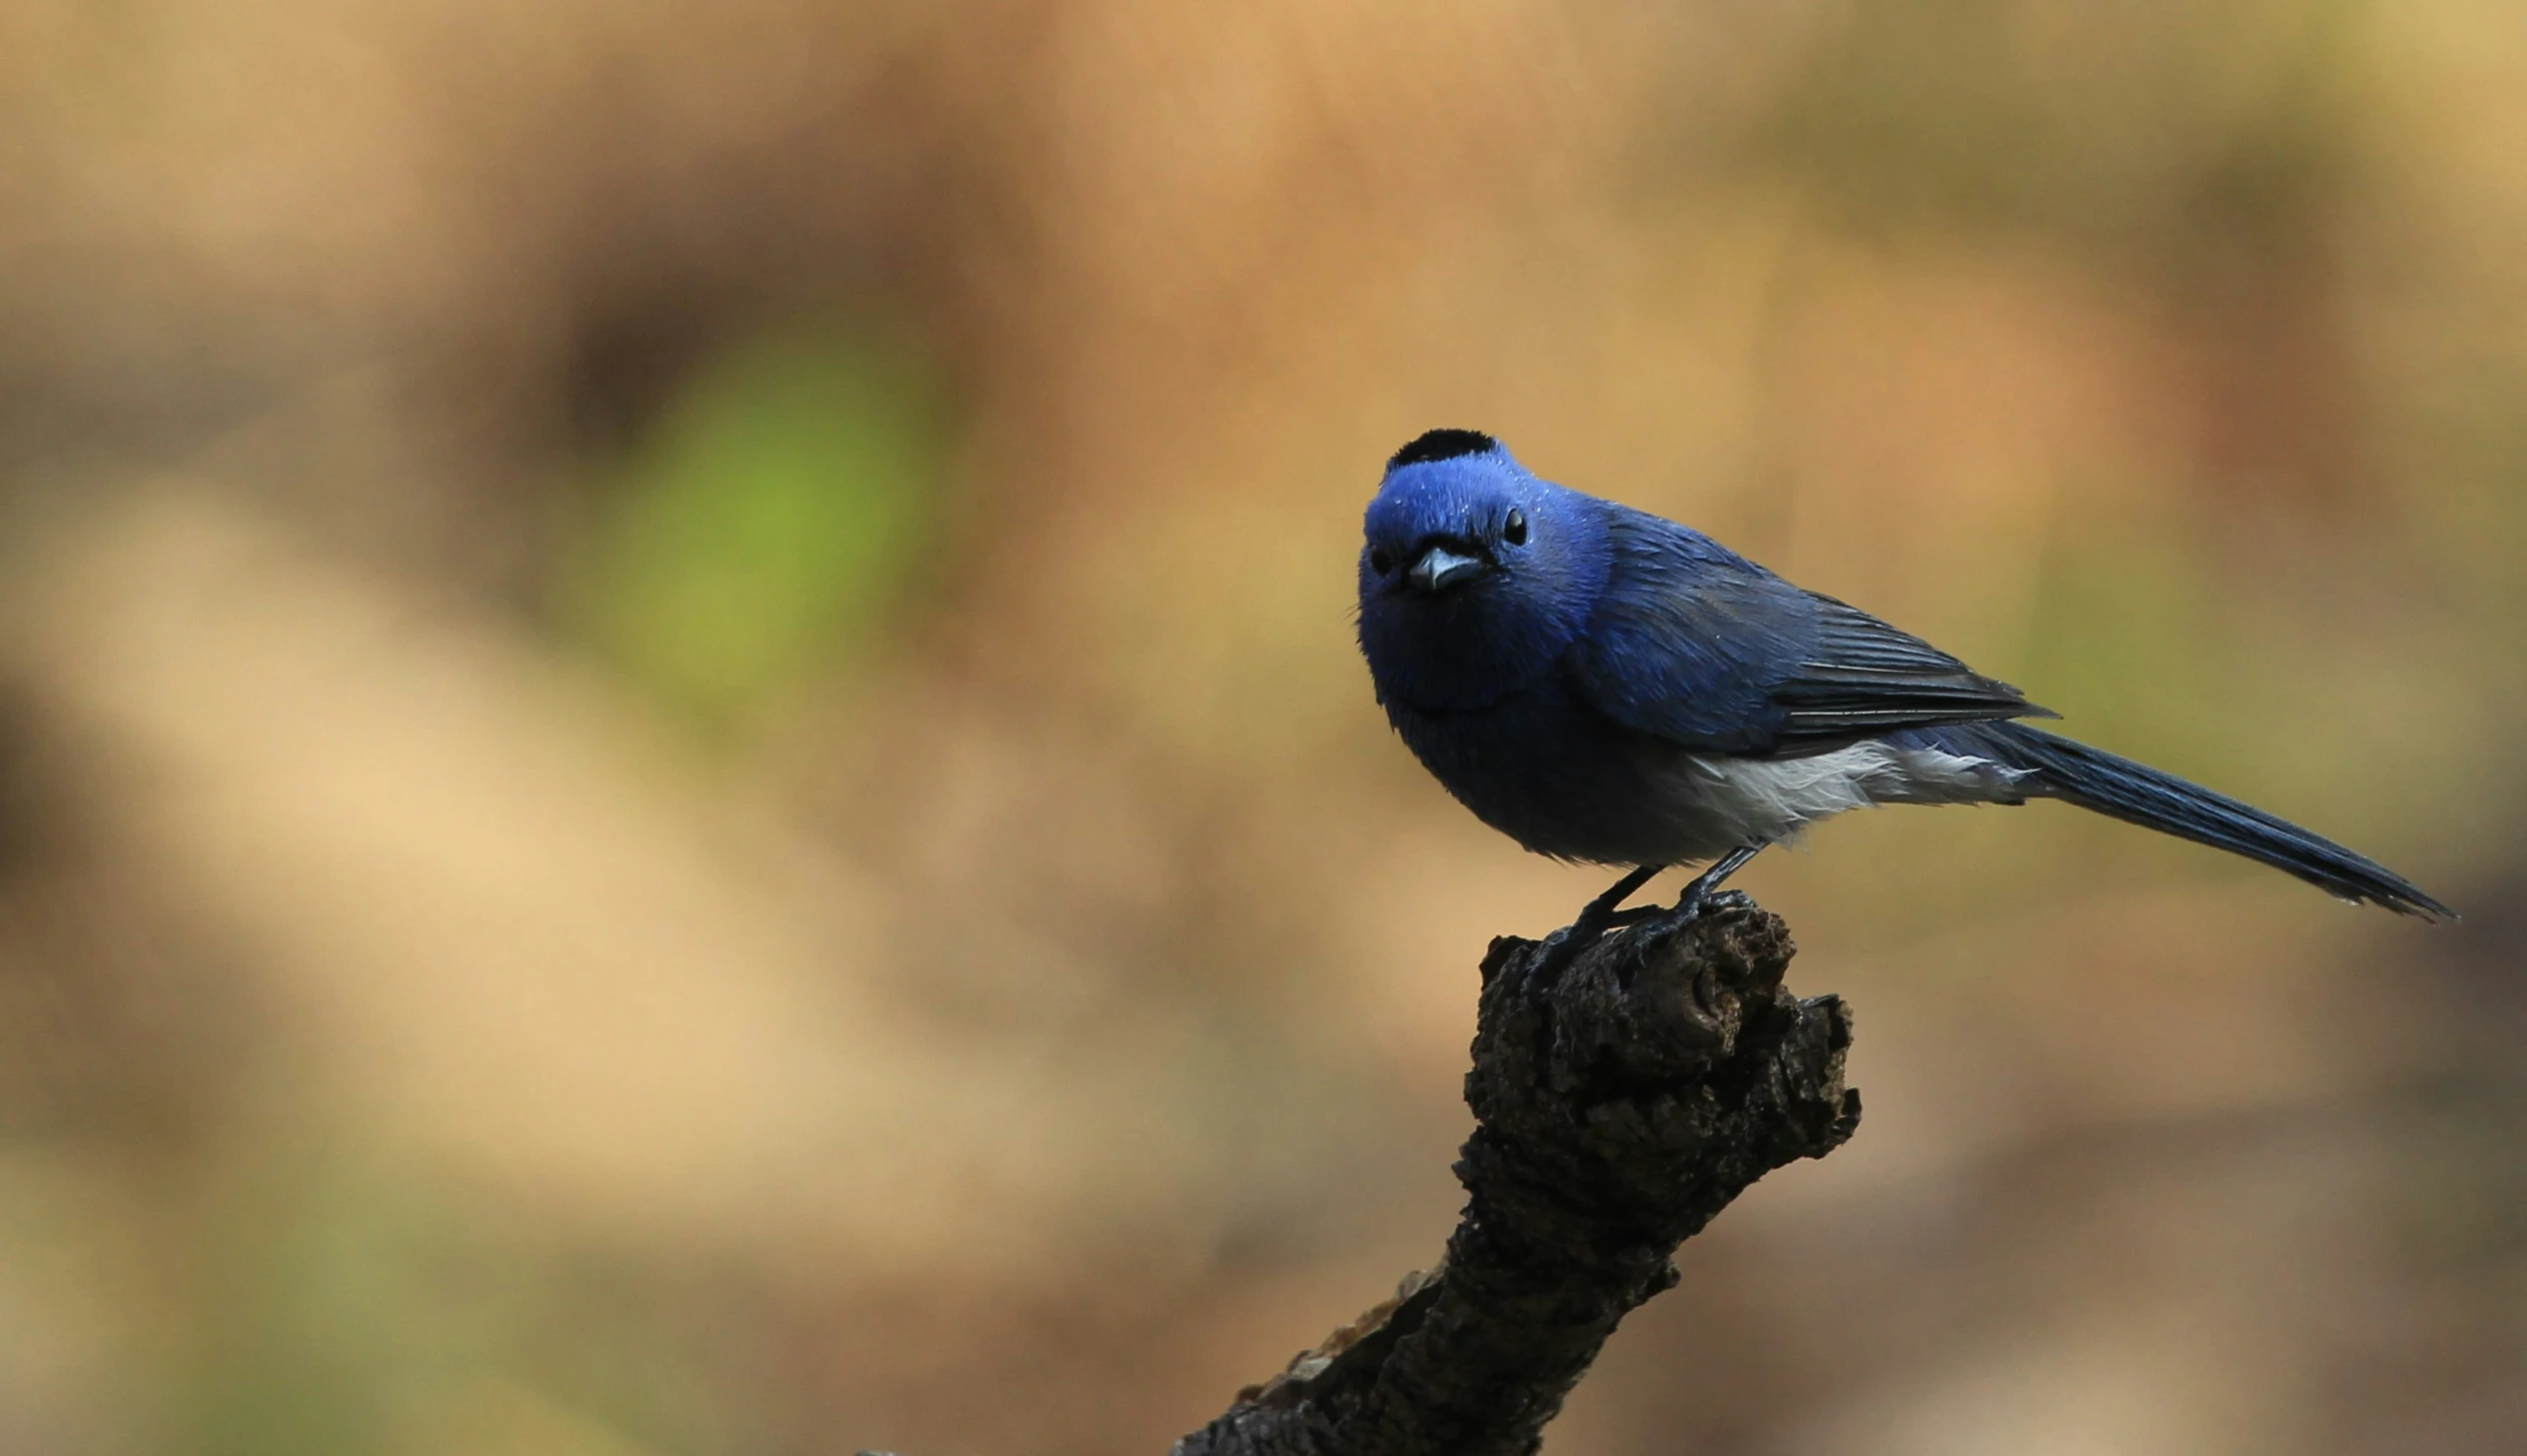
left=1406, top=544, right=1488, bottom=594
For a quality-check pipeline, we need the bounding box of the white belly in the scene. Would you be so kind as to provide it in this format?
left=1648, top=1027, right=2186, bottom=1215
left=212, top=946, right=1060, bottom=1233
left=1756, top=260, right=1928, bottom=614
left=1652, top=741, right=2032, bottom=857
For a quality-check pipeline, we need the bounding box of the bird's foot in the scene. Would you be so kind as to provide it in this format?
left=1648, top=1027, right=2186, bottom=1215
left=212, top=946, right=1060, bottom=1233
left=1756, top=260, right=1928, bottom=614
left=1534, top=848, right=1767, bottom=975
left=1631, top=886, right=1754, bottom=941
left=1630, top=844, right=1764, bottom=941
left=1534, top=863, right=1665, bottom=978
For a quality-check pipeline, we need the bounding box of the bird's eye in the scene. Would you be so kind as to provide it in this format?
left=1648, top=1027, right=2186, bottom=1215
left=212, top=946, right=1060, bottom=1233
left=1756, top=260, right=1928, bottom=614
left=1369, top=549, right=1393, bottom=576
left=1503, top=510, right=1527, bottom=547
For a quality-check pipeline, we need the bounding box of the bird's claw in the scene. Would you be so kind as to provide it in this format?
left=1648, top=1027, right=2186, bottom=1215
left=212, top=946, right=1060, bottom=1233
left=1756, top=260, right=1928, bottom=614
left=1535, top=908, right=1622, bottom=978
left=1531, top=922, right=1590, bottom=980
left=1534, top=862, right=1668, bottom=978
left=1639, top=885, right=1751, bottom=941
left=1533, top=852, right=1769, bottom=976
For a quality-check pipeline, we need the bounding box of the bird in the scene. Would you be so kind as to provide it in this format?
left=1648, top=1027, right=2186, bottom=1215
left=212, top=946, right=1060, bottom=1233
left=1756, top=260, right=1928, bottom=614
left=1354, top=428, right=2454, bottom=941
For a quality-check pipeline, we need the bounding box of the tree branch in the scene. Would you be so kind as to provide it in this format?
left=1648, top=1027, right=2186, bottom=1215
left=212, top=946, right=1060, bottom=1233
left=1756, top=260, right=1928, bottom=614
left=1174, top=889, right=1860, bottom=1456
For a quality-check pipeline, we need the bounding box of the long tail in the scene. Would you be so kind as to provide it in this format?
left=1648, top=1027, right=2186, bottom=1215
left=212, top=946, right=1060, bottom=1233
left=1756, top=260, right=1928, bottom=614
left=1927, top=722, right=2455, bottom=919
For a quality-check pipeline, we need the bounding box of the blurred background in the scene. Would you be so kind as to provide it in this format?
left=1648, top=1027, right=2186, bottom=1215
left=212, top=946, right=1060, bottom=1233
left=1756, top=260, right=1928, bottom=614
left=0, top=1, right=2521, bottom=1452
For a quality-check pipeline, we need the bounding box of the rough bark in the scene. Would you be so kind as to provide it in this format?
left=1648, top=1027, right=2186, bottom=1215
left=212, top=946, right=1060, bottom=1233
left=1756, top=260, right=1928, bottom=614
left=1173, top=889, right=1860, bottom=1456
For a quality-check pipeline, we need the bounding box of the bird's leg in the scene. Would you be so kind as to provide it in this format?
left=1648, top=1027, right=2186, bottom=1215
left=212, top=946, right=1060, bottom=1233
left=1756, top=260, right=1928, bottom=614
left=1534, top=863, right=1666, bottom=976
left=1650, top=844, right=1763, bottom=930
left=1574, top=862, right=1667, bottom=936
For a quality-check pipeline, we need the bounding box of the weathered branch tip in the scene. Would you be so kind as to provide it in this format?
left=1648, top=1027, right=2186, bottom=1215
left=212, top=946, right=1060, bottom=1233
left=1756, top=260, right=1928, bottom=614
left=1175, top=888, right=1859, bottom=1456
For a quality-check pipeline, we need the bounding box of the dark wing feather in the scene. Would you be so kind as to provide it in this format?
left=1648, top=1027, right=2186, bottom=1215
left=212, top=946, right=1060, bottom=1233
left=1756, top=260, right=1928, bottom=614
left=1567, top=510, right=2050, bottom=756
left=1767, top=596, right=2054, bottom=748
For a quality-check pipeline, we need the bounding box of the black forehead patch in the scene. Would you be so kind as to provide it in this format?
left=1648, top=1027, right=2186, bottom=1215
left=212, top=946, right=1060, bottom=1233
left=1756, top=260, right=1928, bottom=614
left=1386, top=428, right=1498, bottom=470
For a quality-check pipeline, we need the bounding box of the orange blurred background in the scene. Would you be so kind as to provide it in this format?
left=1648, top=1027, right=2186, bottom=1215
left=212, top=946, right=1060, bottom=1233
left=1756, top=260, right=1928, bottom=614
left=0, top=2, right=2521, bottom=1452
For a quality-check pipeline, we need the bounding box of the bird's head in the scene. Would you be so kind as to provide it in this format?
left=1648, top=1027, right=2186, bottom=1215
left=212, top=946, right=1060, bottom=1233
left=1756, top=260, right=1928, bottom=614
left=1357, top=430, right=1610, bottom=712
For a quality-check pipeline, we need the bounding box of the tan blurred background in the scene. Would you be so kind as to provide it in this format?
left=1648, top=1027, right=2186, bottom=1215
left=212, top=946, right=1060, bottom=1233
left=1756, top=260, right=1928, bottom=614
left=0, top=1, right=2521, bottom=1452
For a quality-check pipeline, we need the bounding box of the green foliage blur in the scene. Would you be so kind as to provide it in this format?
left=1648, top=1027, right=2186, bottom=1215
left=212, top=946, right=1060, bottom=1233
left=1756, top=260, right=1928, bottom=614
left=566, top=332, right=946, bottom=736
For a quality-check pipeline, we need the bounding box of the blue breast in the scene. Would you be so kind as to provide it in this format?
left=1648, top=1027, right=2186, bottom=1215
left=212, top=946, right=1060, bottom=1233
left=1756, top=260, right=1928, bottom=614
left=1381, top=668, right=1693, bottom=865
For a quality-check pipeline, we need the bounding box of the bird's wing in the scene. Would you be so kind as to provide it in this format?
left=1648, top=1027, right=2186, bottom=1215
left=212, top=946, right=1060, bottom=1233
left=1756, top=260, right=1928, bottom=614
left=1767, top=595, right=2054, bottom=746
left=1567, top=515, right=2050, bottom=755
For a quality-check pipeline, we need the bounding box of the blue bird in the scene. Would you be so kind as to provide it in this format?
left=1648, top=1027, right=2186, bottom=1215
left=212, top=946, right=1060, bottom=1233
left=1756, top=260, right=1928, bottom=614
left=1356, top=429, right=2454, bottom=935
